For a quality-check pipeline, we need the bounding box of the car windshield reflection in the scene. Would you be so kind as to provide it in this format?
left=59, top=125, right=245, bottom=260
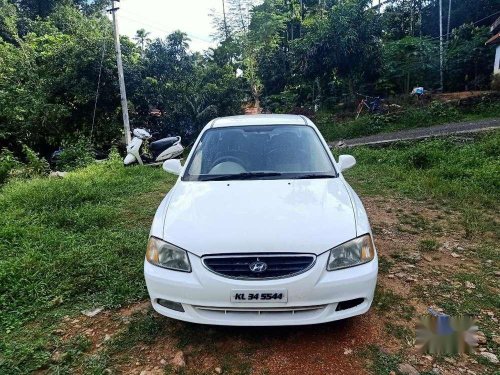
left=183, top=125, right=337, bottom=181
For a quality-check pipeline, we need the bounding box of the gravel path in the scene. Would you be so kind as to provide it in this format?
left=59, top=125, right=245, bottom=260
left=330, top=117, right=500, bottom=147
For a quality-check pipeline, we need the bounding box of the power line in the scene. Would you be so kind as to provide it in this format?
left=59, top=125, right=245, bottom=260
left=118, top=12, right=213, bottom=45
left=439, top=0, right=443, bottom=91
left=91, top=31, right=108, bottom=140
left=400, top=9, right=500, bottom=43
left=447, top=0, right=452, bottom=43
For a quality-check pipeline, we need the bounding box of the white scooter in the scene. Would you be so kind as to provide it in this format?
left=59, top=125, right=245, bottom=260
left=124, top=128, right=184, bottom=166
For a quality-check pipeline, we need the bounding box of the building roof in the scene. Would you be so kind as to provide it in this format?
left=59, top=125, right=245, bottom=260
left=211, top=114, right=311, bottom=128
left=486, top=33, right=500, bottom=46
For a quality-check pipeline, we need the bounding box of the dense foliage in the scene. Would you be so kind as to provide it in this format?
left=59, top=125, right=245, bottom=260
left=0, top=0, right=498, bottom=165
left=0, top=0, right=245, bottom=163
left=219, top=0, right=497, bottom=111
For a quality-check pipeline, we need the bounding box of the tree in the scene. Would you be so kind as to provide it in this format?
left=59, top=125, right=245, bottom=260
left=379, top=36, right=439, bottom=94
left=211, top=0, right=257, bottom=40
left=0, top=5, right=125, bottom=154
left=446, top=24, right=493, bottom=91
left=290, top=0, right=382, bottom=102
left=130, top=31, right=245, bottom=140
left=382, top=0, right=426, bottom=40
left=133, top=28, right=151, bottom=52
left=0, top=0, right=19, bottom=44
left=13, top=0, right=107, bottom=18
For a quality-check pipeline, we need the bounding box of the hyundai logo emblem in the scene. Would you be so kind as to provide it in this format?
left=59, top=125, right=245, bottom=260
left=249, top=261, right=267, bottom=273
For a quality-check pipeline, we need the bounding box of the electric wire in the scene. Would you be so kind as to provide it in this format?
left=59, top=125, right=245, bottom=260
left=91, top=29, right=108, bottom=141
left=118, top=11, right=212, bottom=45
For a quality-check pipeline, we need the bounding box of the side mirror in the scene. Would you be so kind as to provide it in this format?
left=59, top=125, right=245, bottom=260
left=338, top=155, right=356, bottom=172
left=163, top=159, right=182, bottom=175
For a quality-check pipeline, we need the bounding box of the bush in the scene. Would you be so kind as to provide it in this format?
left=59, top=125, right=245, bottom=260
left=428, top=101, right=459, bottom=121
left=12, top=146, right=50, bottom=179
left=0, top=149, right=21, bottom=184
left=107, top=146, right=122, bottom=163
left=262, top=91, right=299, bottom=114
left=0, top=146, right=49, bottom=184
left=56, top=137, right=95, bottom=172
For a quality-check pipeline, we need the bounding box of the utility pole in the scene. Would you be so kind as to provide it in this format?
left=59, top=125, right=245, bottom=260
left=222, top=0, right=230, bottom=40
left=109, top=0, right=131, bottom=145
left=447, top=0, right=452, bottom=43
left=439, top=0, right=444, bottom=92
left=299, top=0, right=303, bottom=37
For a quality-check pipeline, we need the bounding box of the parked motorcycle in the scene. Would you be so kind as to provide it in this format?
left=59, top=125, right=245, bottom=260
left=124, top=128, right=184, bottom=166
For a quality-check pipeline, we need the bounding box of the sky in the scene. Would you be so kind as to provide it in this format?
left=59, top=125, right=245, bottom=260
left=116, top=0, right=383, bottom=53
left=116, top=0, right=223, bottom=52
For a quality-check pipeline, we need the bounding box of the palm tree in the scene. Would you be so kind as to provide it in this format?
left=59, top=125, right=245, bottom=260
left=134, top=28, right=151, bottom=52
left=166, top=31, right=191, bottom=58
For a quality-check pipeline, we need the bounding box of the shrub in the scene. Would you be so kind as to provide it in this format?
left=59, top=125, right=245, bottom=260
left=14, top=146, right=49, bottom=179
left=107, top=146, right=122, bottom=163
left=0, top=149, right=21, bottom=184
left=56, top=137, right=95, bottom=171
left=262, top=91, right=299, bottom=114
left=428, top=101, right=459, bottom=121
left=0, top=146, right=49, bottom=184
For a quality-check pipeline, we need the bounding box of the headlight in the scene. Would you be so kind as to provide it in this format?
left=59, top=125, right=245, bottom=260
left=146, top=237, right=191, bottom=272
left=327, top=235, right=375, bottom=271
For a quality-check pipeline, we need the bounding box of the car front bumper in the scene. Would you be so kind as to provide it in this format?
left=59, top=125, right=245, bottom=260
left=144, top=252, right=378, bottom=326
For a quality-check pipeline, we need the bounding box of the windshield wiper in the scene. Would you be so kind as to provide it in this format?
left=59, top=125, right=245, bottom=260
left=201, top=172, right=283, bottom=181
left=292, top=173, right=337, bottom=180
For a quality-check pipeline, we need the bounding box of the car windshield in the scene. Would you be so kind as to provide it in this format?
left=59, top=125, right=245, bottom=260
left=183, top=125, right=337, bottom=181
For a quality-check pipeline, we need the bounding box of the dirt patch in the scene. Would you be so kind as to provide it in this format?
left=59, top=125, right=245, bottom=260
left=250, top=311, right=389, bottom=375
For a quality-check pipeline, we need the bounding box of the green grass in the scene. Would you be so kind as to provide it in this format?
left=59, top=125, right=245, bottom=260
left=1, top=131, right=499, bottom=374
left=374, top=289, right=415, bottom=321
left=0, top=159, right=176, bottom=374
left=364, top=345, right=401, bottom=375
left=340, top=130, right=500, bottom=238
left=108, top=310, right=166, bottom=354
left=377, top=256, right=393, bottom=274
left=415, top=243, right=499, bottom=327
left=316, top=99, right=500, bottom=141
left=418, top=239, right=440, bottom=252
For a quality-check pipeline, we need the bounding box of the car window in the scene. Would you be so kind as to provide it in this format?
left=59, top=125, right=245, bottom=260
left=183, top=125, right=336, bottom=181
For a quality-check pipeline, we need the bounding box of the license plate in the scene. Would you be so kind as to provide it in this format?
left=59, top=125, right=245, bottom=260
left=231, top=290, right=288, bottom=303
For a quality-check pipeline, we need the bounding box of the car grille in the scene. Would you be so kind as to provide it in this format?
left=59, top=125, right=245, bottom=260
left=194, top=305, right=327, bottom=321
left=202, top=254, right=316, bottom=279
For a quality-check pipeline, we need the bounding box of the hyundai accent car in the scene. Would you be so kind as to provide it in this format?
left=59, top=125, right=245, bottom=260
left=144, top=114, right=378, bottom=326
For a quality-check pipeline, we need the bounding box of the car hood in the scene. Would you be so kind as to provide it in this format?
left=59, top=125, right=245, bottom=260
left=162, top=179, right=357, bottom=256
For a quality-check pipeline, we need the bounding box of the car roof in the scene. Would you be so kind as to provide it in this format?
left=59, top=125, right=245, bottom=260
left=210, top=114, right=312, bottom=128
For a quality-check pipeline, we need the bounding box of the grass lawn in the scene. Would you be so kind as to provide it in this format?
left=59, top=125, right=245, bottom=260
left=316, top=98, right=500, bottom=141
left=338, top=130, right=499, bottom=237
left=0, top=131, right=498, bottom=374
left=0, top=158, right=177, bottom=373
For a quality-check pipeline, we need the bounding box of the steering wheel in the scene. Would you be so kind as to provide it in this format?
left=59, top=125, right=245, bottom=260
left=211, top=156, right=247, bottom=170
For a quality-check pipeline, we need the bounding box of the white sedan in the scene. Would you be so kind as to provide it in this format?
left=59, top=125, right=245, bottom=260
left=144, top=114, right=378, bottom=326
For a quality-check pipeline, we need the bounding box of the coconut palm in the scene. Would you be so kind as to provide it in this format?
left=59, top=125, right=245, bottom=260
left=134, top=28, right=151, bottom=52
